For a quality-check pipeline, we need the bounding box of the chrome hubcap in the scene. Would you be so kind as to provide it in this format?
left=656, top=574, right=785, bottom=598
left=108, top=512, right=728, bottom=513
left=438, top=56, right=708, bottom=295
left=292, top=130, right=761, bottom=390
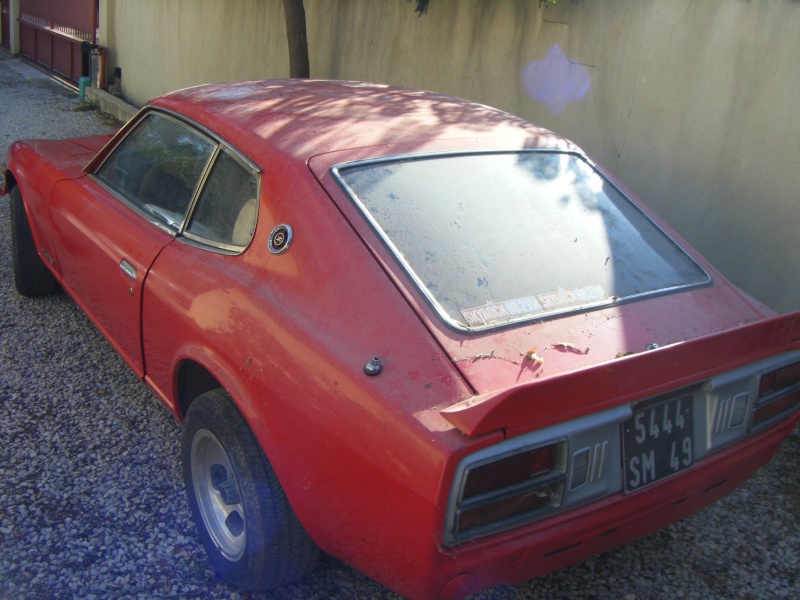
left=191, top=429, right=246, bottom=561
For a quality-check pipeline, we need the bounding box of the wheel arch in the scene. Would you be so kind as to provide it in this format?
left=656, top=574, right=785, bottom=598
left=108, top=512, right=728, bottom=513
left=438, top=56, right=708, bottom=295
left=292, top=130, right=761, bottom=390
left=172, top=354, right=280, bottom=465
left=170, top=352, right=312, bottom=525
left=2, top=168, right=18, bottom=193
left=175, top=359, right=224, bottom=420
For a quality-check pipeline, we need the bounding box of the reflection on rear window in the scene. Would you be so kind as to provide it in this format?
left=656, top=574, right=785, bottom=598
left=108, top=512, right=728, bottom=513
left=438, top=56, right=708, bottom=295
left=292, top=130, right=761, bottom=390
left=335, top=151, right=710, bottom=330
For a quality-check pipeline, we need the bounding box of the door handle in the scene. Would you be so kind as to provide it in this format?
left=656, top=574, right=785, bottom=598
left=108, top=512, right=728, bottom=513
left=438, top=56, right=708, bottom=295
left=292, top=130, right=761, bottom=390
left=120, top=259, right=137, bottom=280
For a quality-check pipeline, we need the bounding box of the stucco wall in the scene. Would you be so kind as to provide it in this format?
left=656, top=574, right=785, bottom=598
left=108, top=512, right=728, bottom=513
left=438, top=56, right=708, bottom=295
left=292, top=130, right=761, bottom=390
left=105, top=0, right=289, bottom=102
left=102, top=0, right=799, bottom=313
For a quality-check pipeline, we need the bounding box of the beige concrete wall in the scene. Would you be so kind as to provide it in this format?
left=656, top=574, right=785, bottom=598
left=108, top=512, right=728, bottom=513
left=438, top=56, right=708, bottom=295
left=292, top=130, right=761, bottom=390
left=106, top=0, right=289, bottom=105
left=102, top=0, right=800, bottom=313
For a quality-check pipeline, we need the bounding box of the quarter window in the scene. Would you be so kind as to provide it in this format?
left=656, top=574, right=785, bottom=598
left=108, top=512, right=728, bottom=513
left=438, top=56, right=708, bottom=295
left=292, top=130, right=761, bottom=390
left=185, top=149, right=258, bottom=248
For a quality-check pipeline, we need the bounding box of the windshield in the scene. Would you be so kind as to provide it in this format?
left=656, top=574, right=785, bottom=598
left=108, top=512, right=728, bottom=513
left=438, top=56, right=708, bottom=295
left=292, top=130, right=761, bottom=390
left=335, top=151, right=709, bottom=330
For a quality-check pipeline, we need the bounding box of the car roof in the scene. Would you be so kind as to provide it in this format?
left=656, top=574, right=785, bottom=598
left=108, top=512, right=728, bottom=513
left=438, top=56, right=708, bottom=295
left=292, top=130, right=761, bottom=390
left=149, top=80, right=567, bottom=162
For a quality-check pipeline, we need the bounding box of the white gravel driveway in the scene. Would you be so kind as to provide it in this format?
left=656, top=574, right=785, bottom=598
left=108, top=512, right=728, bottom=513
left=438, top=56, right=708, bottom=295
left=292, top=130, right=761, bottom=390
left=1, top=48, right=798, bottom=600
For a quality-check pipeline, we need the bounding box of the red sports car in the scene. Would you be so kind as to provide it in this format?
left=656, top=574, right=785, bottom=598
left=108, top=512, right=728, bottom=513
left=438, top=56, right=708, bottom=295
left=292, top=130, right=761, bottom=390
left=3, top=80, right=799, bottom=599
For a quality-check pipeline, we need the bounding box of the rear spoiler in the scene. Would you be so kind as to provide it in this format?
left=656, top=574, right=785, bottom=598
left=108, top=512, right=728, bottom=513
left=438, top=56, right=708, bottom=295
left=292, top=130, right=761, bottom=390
left=441, top=312, right=800, bottom=437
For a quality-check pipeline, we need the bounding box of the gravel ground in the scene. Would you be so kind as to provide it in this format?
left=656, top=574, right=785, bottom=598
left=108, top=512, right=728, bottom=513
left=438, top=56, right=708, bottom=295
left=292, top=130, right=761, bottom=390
left=1, top=47, right=799, bottom=600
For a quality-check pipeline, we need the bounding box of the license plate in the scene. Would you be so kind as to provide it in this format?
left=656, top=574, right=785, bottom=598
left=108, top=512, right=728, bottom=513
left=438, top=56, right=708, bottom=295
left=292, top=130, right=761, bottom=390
left=622, top=394, right=695, bottom=493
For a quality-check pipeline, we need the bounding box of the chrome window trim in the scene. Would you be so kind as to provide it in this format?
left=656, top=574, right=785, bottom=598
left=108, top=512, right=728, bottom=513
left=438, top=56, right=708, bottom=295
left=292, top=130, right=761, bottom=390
left=177, top=235, right=241, bottom=256
left=82, top=105, right=150, bottom=175
left=87, top=106, right=261, bottom=176
left=181, top=144, right=222, bottom=233
left=332, top=150, right=712, bottom=333
left=88, top=107, right=261, bottom=254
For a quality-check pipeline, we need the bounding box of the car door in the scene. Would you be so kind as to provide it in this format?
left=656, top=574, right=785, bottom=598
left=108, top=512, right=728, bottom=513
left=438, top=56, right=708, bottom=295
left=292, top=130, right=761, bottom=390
left=48, top=112, right=217, bottom=377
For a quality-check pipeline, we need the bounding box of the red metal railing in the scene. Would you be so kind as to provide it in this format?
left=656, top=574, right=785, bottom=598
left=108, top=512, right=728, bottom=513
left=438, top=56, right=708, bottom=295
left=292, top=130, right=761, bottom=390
left=19, top=0, right=98, bottom=82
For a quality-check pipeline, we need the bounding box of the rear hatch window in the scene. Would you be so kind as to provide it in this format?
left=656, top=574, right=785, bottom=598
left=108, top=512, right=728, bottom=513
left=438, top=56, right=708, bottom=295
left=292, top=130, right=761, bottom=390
left=334, top=151, right=709, bottom=331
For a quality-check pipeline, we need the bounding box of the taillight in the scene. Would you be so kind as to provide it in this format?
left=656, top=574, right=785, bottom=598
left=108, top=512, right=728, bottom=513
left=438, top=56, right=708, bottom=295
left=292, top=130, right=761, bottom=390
left=758, top=361, right=800, bottom=397
left=752, top=391, right=800, bottom=427
left=455, top=442, right=567, bottom=539
left=463, top=445, right=555, bottom=499
left=752, top=361, right=800, bottom=428
left=459, top=482, right=562, bottom=530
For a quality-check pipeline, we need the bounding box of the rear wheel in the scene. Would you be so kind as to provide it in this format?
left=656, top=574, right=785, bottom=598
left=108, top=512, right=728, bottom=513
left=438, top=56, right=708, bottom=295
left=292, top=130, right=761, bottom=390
left=9, top=186, right=59, bottom=296
left=182, top=389, right=318, bottom=591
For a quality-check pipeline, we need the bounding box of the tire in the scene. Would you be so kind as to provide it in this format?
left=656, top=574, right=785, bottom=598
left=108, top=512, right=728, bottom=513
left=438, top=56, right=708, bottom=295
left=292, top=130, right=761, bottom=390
left=9, top=186, right=59, bottom=296
left=181, top=389, right=319, bottom=591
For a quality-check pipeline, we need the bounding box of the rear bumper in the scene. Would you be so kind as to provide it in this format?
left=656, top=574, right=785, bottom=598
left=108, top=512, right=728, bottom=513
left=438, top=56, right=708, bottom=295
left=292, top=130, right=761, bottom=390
left=431, top=412, right=797, bottom=600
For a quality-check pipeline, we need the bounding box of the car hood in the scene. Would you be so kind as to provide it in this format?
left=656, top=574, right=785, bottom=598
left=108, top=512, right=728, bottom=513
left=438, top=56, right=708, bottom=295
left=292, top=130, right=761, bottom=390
left=22, top=135, right=113, bottom=176
left=5, top=135, right=114, bottom=202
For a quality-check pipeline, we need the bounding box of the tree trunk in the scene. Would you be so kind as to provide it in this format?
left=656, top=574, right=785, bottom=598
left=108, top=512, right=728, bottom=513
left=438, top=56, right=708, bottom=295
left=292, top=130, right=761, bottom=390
left=282, top=0, right=310, bottom=78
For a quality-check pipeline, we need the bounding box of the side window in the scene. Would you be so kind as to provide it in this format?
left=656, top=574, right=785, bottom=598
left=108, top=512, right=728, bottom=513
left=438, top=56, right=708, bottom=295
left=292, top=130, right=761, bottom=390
left=185, top=149, right=259, bottom=248
left=95, top=113, right=216, bottom=231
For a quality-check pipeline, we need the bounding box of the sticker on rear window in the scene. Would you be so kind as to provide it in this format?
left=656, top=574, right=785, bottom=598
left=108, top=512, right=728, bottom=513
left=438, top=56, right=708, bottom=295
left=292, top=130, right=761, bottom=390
left=461, top=297, right=544, bottom=326
left=461, top=286, right=606, bottom=326
left=537, top=285, right=605, bottom=311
